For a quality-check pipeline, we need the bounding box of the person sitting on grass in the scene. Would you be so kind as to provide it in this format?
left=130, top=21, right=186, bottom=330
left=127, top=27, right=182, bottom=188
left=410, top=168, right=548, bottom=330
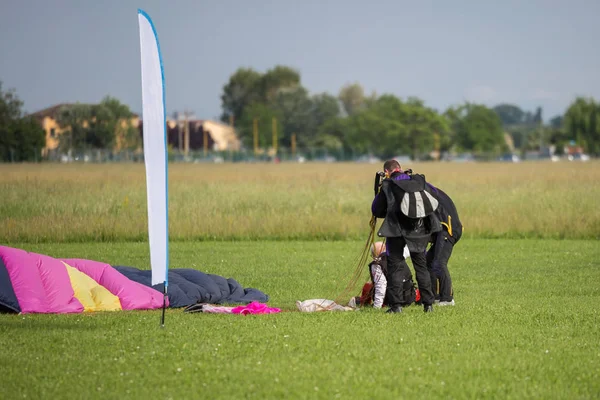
left=349, top=241, right=419, bottom=310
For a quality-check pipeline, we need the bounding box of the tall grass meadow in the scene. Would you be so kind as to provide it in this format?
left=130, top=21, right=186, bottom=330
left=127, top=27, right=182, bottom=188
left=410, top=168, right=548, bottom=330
left=1, top=161, right=598, bottom=242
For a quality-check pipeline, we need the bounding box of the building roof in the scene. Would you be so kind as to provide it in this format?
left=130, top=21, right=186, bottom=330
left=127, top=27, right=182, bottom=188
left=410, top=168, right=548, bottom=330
left=29, top=103, right=75, bottom=120
left=29, top=103, right=139, bottom=120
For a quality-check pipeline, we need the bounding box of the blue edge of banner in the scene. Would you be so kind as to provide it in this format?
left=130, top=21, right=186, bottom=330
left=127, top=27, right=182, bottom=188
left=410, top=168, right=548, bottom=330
left=138, top=9, right=169, bottom=290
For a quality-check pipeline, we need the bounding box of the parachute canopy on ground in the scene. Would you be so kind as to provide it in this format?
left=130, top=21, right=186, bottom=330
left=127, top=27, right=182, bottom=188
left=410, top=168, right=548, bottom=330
left=0, top=246, right=269, bottom=314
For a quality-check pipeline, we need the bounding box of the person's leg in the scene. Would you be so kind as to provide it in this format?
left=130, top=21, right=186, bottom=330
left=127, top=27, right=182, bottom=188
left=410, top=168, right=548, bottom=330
left=384, top=238, right=410, bottom=312
left=369, top=264, right=387, bottom=308
left=410, top=249, right=434, bottom=308
left=425, top=243, right=440, bottom=301
left=434, top=239, right=455, bottom=304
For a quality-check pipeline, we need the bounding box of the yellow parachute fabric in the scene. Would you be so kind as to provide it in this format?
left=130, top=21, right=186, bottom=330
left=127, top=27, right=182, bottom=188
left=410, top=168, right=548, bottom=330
left=63, top=262, right=122, bottom=312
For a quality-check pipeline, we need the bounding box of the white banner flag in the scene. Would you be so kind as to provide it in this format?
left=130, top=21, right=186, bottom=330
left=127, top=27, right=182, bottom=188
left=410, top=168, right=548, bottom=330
left=138, top=9, right=169, bottom=286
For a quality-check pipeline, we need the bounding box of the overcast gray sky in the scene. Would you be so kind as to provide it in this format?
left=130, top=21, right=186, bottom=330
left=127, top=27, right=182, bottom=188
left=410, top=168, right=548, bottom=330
left=1, top=0, right=599, bottom=121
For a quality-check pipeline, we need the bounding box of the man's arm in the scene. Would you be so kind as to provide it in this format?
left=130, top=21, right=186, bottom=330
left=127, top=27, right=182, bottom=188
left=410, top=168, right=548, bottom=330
left=371, top=192, right=387, bottom=218
left=430, top=231, right=447, bottom=275
left=427, top=182, right=439, bottom=194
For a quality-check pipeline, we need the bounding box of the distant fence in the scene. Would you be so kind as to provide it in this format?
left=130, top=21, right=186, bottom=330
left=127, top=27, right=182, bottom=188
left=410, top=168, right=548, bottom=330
left=2, top=147, right=581, bottom=164
left=37, top=147, right=386, bottom=164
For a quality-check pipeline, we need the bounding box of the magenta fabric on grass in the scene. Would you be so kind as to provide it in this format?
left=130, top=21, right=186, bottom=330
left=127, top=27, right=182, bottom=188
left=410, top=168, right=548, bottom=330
left=231, top=301, right=281, bottom=315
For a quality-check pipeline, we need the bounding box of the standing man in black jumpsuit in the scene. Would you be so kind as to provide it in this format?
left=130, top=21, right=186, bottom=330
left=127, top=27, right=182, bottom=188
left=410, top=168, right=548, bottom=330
left=371, top=160, right=442, bottom=313
left=427, top=185, right=462, bottom=306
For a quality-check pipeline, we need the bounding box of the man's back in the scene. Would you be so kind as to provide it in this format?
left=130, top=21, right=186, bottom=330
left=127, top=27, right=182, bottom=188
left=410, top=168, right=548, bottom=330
left=431, top=187, right=462, bottom=242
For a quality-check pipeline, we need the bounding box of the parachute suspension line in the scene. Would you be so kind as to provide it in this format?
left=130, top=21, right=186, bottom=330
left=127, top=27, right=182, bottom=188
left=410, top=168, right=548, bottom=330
left=324, top=175, right=387, bottom=309
left=332, top=215, right=379, bottom=306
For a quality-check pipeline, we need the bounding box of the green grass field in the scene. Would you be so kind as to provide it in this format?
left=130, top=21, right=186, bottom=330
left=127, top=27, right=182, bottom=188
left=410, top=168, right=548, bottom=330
left=1, top=240, right=599, bottom=399
left=1, top=162, right=599, bottom=399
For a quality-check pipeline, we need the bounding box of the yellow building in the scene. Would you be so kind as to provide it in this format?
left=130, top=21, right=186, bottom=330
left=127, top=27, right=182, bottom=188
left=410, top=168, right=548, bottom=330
left=115, top=116, right=141, bottom=151
left=184, top=119, right=241, bottom=151
left=160, top=118, right=241, bottom=153
left=31, top=104, right=241, bottom=157
left=31, top=104, right=71, bottom=156
left=31, top=104, right=141, bottom=155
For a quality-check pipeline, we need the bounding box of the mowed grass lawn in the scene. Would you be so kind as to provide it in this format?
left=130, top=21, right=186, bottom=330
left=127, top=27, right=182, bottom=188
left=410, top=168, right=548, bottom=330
left=1, top=239, right=599, bottom=399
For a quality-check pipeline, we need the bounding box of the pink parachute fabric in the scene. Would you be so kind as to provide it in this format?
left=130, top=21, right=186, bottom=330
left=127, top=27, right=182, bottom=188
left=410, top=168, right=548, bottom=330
left=0, top=246, right=83, bottom=314
left=232, top=301, right=281, bottom=315
left=61, top=258, right=166, bottom=310
left=0, top=245, right=166, bottom=314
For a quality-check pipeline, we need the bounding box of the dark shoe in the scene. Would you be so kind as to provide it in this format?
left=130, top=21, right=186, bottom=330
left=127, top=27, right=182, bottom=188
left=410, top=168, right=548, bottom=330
left=386, top=306, right=402, bottom=313
left=184, top=303, right=205, bottom=313
left=423, top=304, right=433, bottom=313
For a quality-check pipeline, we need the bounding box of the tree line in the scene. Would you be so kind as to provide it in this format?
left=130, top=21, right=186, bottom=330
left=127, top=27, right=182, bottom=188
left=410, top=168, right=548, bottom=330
left=54, top=97, right=140, bottom=152
left=220, top=65, right=600, bottom=158
left=0, top=81, right=45, bottom=162
left=1, top=69, right=599, bottom=162
left=0, top=81, right=139, bottom=162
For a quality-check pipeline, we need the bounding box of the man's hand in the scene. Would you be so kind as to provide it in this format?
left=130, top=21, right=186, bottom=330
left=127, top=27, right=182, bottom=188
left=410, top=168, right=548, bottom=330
left=374, top=171, right=385, bottom=195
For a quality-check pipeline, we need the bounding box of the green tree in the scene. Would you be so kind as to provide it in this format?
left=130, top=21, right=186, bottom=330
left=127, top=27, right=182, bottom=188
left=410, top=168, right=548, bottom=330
left=310, top=93, right=340, bottom=133
left=505, top=127, right=528, bottom=150
left=96, top=96, right=137, bottom=149
left=56, top=97, right=136, bottom=151
left=258, top=65, right=301, bottom=103
left=56, top=103, right=92, bottom=151
left=341, top=94, right=401, bottom=156
left=237, top=102, right=282, bottom=149
left=549, top=115, right=563, bottom=129
left=533, top=106, right=543, bottom=125
left=0, top=82, right=21, bottom=161
left=447, top=103, right=505, bottom=154
left=269, top=87, right=314, bottom=148
left=10, top=116, right=46, bottom=161
left=493, top=104, right=525, bottom=126
left=0, top=81, right=45, bottom=162
left=220, top=66, right=301, bottom=128
left=87, top=103, right=116, bottom=149
left=315, top=117, right=348, bottom=151
left=493, top=104, right=549, bottom=152
left=564, top=97, right=600, bottom=155
left=402, top=97, right=449, bottom=160
left=220, top=67, right=262, bottom=123
left=546, top=128, right=569, bottom=155
left=0, top=82, right=22, bottom=124
left=334, top=94, right=449, bottom=159
left=338, top=82, right=366, bottom=116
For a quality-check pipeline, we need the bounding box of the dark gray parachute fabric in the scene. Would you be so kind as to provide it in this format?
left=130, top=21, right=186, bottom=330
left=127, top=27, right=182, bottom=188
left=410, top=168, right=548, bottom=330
left=0, top=257, right=20, bottom=313
left=113, top=266, right=269, bottom=308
